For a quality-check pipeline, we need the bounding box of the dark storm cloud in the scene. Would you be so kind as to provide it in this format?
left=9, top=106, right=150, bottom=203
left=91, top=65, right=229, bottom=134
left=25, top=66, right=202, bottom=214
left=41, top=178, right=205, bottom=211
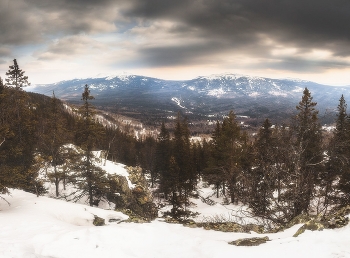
left=136, top=43, right=220, bottom=67
left=126, top=0, right=350, bottom=43
left=124, top=0, right=350, bottom=71
left=2, top=0, right=350, bottom=76
left=250, top=57, right=350, bottom=73
left=134, top=39, right=261, bottom=68
left=0, top=0, right=124, bottom=46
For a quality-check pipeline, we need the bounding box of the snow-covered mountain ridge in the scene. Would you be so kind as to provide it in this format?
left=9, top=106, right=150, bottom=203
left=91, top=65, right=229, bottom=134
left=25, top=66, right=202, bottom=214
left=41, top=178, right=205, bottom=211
left=27, top=74, right=350, bottom=123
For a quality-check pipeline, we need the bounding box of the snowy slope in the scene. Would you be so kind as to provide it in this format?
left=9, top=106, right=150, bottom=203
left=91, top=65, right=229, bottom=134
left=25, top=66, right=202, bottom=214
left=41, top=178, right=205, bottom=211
left=2, top=154, right=350, bottom=258
left=1, top=189, right=350, bottom=258
left=41, top=149, right=134, bottom=209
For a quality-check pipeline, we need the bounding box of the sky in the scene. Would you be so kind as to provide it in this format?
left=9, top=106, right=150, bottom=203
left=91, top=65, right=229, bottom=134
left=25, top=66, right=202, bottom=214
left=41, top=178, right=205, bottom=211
left=1, top=0, right=350, bottom=86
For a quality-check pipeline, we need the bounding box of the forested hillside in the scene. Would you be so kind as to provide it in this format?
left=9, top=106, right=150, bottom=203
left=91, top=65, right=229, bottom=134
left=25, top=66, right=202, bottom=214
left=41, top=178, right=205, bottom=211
left=1, top=60, right=350, bottom=229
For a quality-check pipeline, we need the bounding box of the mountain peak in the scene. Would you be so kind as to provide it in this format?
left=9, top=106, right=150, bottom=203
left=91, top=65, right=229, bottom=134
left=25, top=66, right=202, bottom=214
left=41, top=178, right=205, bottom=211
left=26, top=74, right=349, bottom=124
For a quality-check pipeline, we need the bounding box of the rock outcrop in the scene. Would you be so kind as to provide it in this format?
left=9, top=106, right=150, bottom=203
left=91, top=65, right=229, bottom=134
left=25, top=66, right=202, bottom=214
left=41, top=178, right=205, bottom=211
left=108, top=166, right=158, bottom=221
left=229, top=236, right=270, bottom=246
left=292, top=206, right=350, bottom=237
left=93, top=215, right=105, bottom=226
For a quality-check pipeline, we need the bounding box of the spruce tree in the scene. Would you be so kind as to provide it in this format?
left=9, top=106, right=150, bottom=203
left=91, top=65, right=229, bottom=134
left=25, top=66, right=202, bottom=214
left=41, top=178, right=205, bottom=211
left=39, top=92, right=70, bottom=197
left=204, top=111, right=243, bottom=203
left=333, top=95, right=350, bottom=204
left=290, top=88, right=323, bottom=216
left=203, top=121, right=226, bottom=198
left=5, top=59, right=30, bottom=89
left=220, top=111, right=242, bottom=203
left=249, top=118, right=276, bottom=216
left=0, top=60, right=39, bottom=194
left=74, top=84, right=106, bottom=206
left=0, top=77, right=11, bottom=195
left=168, top=156, right=182, bottom=217
left=156, top=122, right=171, bottom=197
left=172, top=113, right=194, bottom=213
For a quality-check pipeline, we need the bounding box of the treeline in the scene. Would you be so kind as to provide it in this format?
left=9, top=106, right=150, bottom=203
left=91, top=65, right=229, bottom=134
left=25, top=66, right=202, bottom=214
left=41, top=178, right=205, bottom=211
left=1, top=59, right=350, bottom=226
left=127, top=84, right=350, bottom=224
left=149, top=88, right=350, bottom=224
left=139, top=90, right=350, bottom=224
left=0, top=60, right=143, bottom=205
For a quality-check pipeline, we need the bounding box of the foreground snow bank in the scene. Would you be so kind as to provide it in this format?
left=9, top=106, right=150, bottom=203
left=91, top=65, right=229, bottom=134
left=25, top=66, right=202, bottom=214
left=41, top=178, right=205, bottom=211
left=1, top=190, right=350, bottom=258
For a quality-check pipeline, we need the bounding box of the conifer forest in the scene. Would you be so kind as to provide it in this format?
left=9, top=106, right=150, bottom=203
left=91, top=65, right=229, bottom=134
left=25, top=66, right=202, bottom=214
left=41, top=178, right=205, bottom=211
left=1, top=59, right=350, bottom=228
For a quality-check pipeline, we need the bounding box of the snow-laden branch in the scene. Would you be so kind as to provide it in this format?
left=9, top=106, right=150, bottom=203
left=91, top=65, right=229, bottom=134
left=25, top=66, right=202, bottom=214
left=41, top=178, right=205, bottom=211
left=0, top=138, right=5, bottom=147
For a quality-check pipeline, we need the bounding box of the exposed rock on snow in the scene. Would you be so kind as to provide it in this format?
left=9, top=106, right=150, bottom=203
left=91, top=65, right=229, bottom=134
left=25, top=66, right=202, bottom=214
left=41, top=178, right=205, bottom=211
left=287, top=207, right=350, bottom=237
left=324, top=205, right=350, bottom=229
left=229, top=236, right=270, bottom=246
left=93, top=215, right=105, bottom=226
left=293, top=219, right=325, bottom=237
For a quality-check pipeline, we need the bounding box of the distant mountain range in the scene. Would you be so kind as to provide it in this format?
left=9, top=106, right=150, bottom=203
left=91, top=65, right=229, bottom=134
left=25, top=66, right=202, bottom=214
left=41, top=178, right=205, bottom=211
left=26, top=74, right=350, bottom=124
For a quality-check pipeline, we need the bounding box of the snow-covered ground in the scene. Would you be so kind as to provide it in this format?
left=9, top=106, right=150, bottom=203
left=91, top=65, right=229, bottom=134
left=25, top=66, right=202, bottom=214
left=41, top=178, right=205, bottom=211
left=2, top=154, right=350, bottom=258
left=1, top=189, right=350, bottom=258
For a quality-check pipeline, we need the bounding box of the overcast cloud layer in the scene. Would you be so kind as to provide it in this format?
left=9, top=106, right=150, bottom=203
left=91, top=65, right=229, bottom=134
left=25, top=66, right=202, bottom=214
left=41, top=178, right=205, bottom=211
left=1, top=0, right=350, bottom=85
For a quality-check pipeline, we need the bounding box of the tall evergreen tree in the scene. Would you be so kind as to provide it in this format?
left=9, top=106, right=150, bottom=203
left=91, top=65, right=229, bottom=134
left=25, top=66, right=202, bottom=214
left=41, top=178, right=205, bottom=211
left=39, top=92, right=70, bottom=197
left=156, top=122, right=171, bottom=197
left=290, top=88, right=323, bottom=216
left=173, top=114, right=194, bottom=205
left=0, top=77, right=11, bottom=195
left=249, top=118, right=276, bottom=215
left=203, top=121, right=226, bottom=198
left=333, top=95, right=350, bottom=204
left=220, top=111, right=242, bottom=203
left=5, top=59, right=30, bottom=89
left=0, top=60, right=39, bottom=194
left=74, top=85, right=106, bottom=206
left=204, top=111, right=243, bottom=203
left=139, top=135, right=157, bottom=187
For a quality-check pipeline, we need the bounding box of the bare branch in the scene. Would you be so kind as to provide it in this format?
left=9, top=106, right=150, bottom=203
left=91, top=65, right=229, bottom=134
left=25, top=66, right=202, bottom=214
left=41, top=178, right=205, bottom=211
left=0, top=195, right=11, bottom=206
left=0, top=138, right=5, bottom=147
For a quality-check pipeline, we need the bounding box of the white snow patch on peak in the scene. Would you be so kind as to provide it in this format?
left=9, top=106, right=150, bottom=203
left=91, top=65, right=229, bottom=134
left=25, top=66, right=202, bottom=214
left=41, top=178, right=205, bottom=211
left=207, top=88, right=226, bottom=96
left=171, top=97, right=186, bottom=109
left=281, top=77, right=310, bottom=83
left=104, top=72, right=133, bottom=81
left=196, top=73, right=258, bottom=81
left=271, top=82, right=281, bottom=90
left=269, top=91, right=288, bottom=97
left=292, top=86, right=304, bottom=93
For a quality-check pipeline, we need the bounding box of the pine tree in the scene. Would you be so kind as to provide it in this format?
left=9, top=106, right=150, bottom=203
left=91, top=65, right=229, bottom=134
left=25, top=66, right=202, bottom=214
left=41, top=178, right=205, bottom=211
left=204, top=111, right=243, bottom=203
left=249, top=118, right=276, bottom=215
left=203, top=121, right=226, bottom=198
left=333, top=95, right=350, bottom=204
left=139, top=135, right=157, bottom=187
left=0, top=77, right=8, bottom=148
left=74, top=85, right=106, bottom=206
left=168, top=113, right=195, bottom=216
left=220, top=111, right=242, bottom=203
left=5, top=59, right=30, bottom=89
left=238, top=131, right=254, bottom=204
left=290, top=88, right=324, bottom=216
left=0, top=60, right=39, bottom=194
left=335, top=95, right=348, bottom=140
left=0, top=77, right=11, bottom=195
left=156, top=122, right=171, bottom=197
left=168, top=156, right=182, bottom=217
left=39, top=92, right=70, bottom=197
